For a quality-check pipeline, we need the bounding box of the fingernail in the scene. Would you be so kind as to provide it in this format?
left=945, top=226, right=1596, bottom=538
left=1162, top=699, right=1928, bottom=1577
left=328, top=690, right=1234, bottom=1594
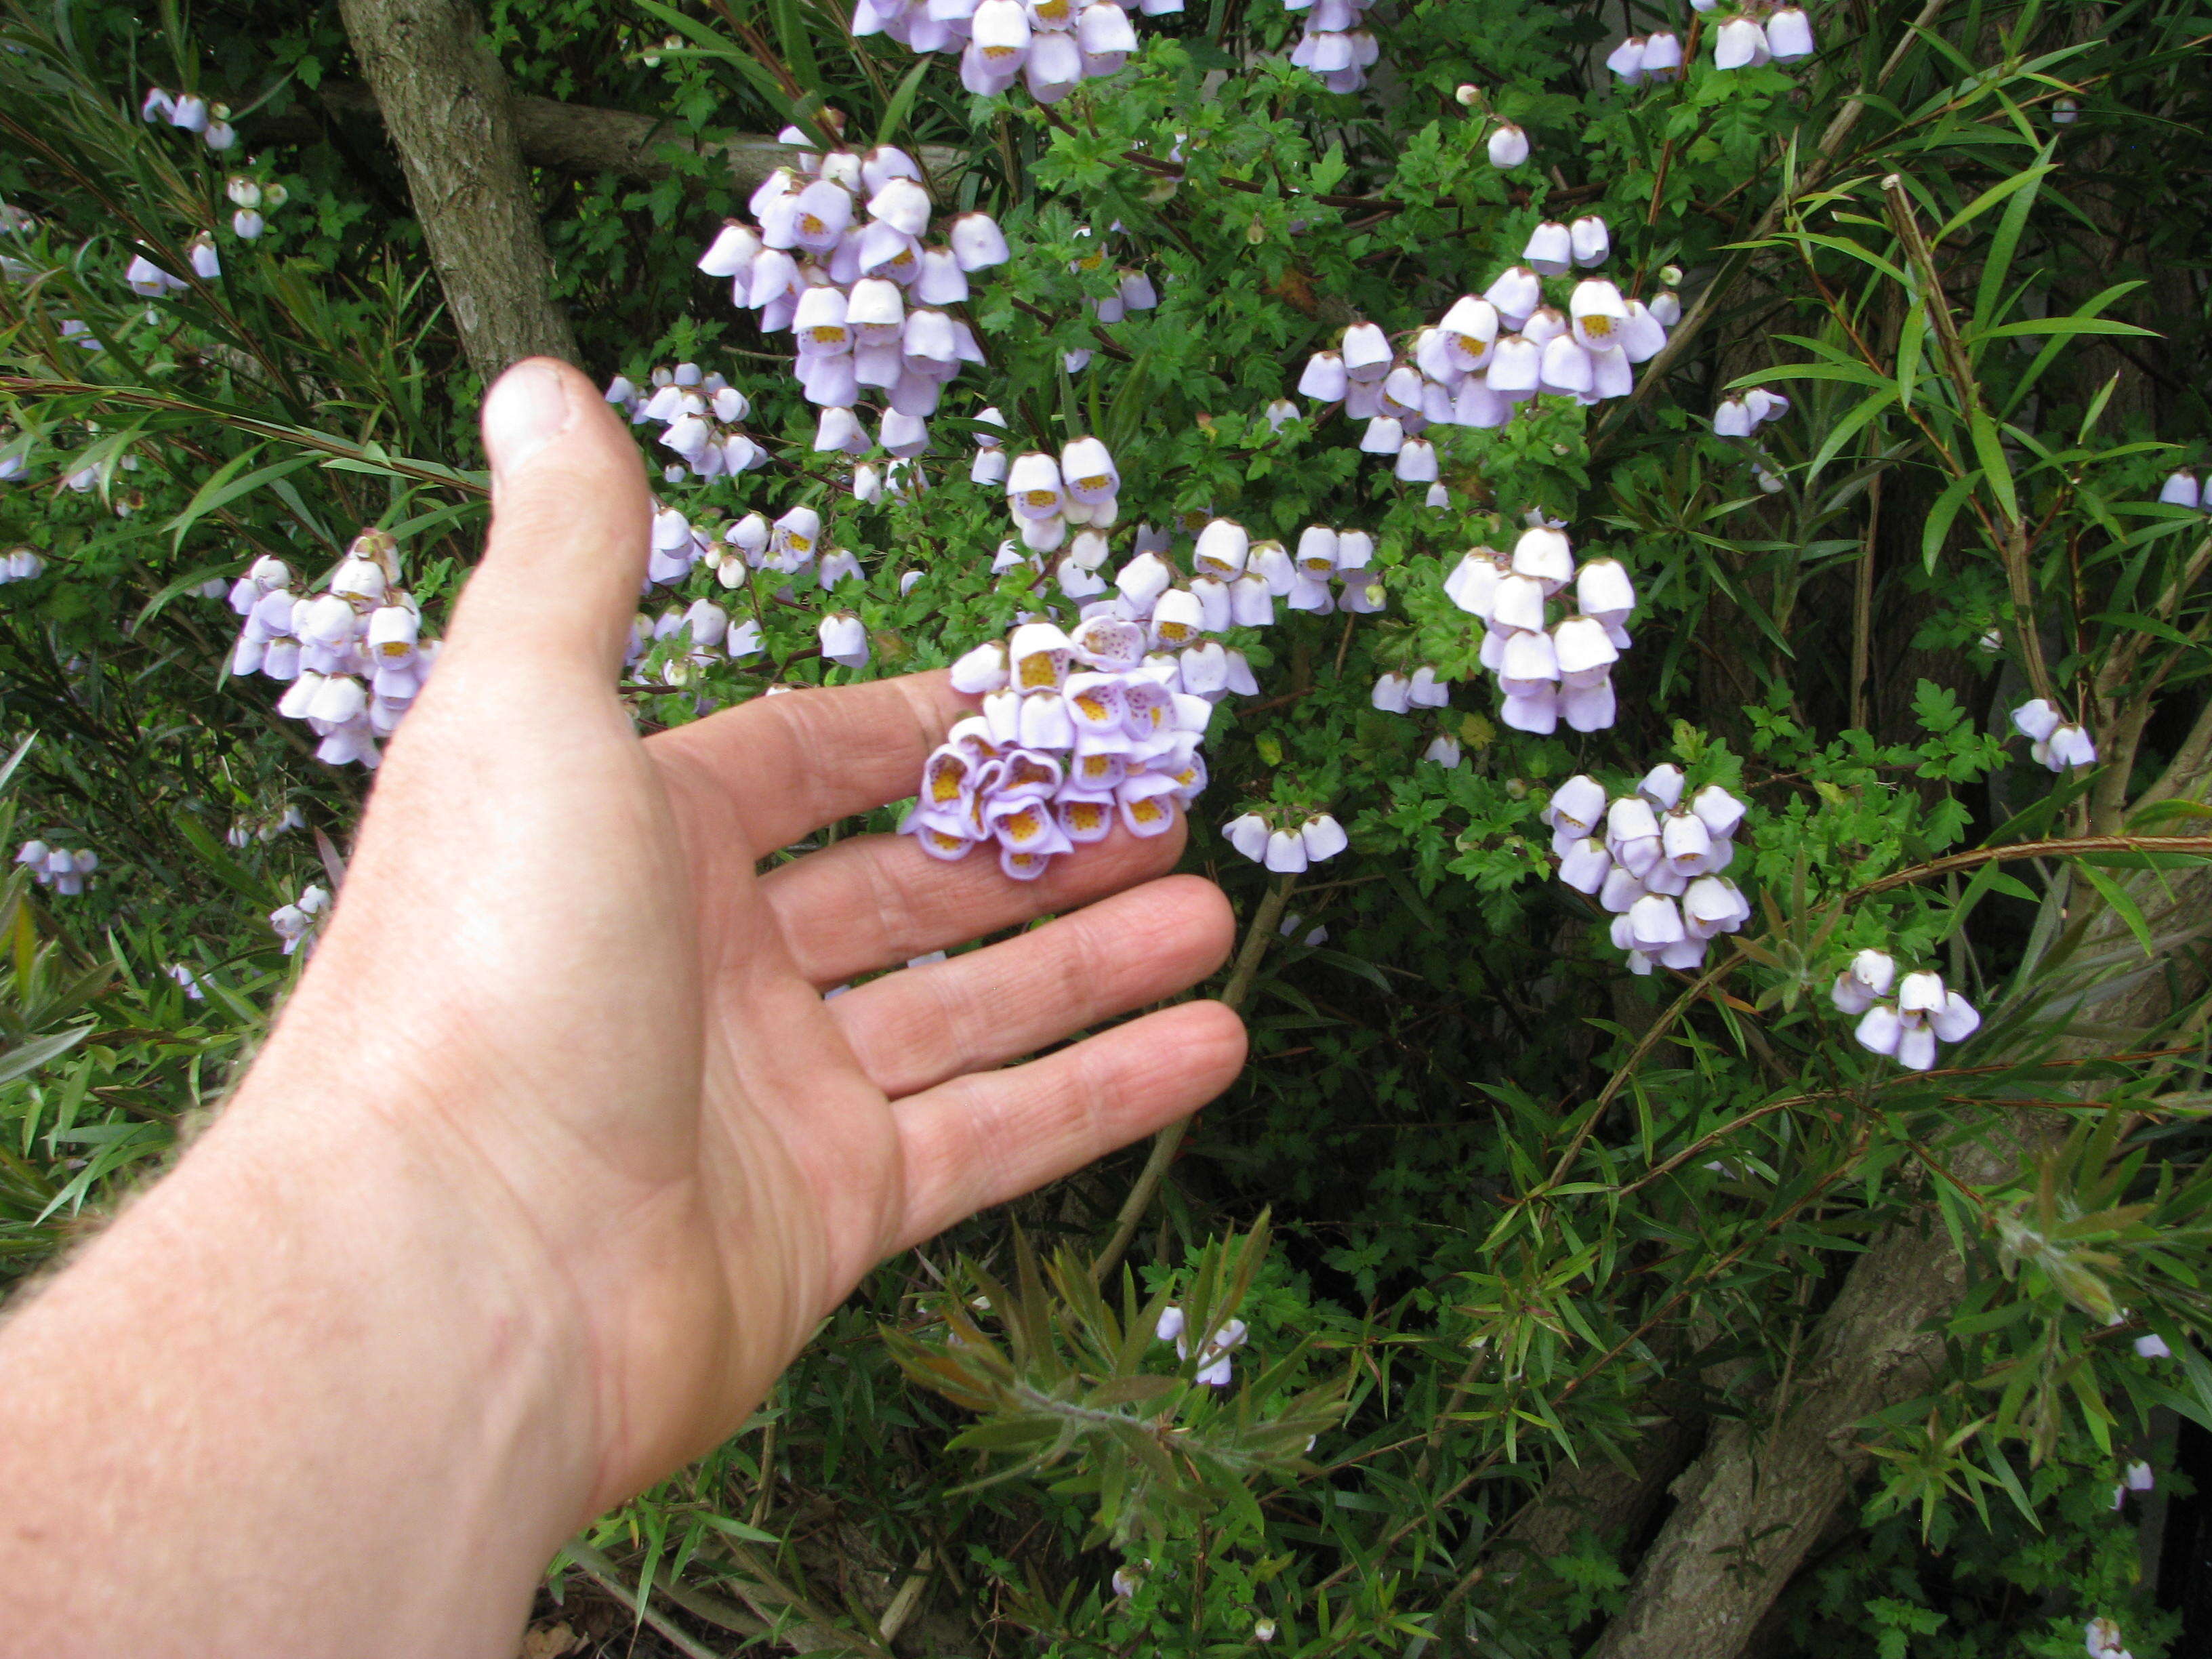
left=483, top=359, right=575, bottom=489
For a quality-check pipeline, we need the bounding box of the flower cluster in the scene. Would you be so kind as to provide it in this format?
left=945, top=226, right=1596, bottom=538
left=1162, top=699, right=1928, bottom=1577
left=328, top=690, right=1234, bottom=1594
left=14, top=840, right=98, bottom=895
left=2009, top=698, right=2097, bottom=772
left=853, top=0, right=1171, bottom=102
left=1714, top=386, right=1792, bottom=491
left=1282, top=0, right=1380, bottom=94
left=226, top=530, right=440, bottom=770
left=605, top=361, right=767, bottom=487
left=1293, top=218, right=1675, bottom=483
left=1221, top=809, right=1349, bottom=874
left=697, top=133, right=1008, bottom=462
left=1002, top=434, right=1122, bottom=554
left=2158, top=470, right=2212, bottom=512
left=225, top=804, right=305, bottom=848
left=140, top=86, right=238, bottom=151
left=1830, top=949, right=1980, bottom=1070
left=268, top=882, right=331, bottom=956
left=1057, top=226, right=1160, bottom=374
left=1441, top=523, right=1635, bottom=734
left=1154, top=1304, right=1248, bottom=1386
left=632, top=595, right=767, bottom=693
left=905, top=611, right=1219, bottom=879
left=0, top=546, right=45, bottom=583
left=1707, top=3, right=1817, bottom=69
left=225, top=173, right=289, bottom=241
left=1543, top=768, right=1752, bottom=972
left=1713, top=386, right=1789, bottom=438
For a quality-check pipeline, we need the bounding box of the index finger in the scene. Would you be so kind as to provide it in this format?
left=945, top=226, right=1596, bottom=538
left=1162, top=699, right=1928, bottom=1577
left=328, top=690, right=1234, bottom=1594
left=647, top=670, right=971, bottom=856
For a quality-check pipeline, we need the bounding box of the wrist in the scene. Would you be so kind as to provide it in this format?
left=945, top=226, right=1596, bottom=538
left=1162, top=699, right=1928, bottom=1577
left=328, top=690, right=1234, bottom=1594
left=0, top=1063, right=600, bottom=1656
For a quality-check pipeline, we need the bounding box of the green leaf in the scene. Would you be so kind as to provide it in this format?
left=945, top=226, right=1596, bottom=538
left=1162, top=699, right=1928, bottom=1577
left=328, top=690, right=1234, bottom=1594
left=1921, top=471, right=1981, bottom=573
left=165, top=448, right=316, bottom=552
left=0, top=1023, right=92, bottom=1088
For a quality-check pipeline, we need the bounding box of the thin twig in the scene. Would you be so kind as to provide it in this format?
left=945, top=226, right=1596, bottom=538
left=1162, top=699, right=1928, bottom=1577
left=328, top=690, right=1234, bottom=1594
left=1088, top=872, right=1298, bottom=1282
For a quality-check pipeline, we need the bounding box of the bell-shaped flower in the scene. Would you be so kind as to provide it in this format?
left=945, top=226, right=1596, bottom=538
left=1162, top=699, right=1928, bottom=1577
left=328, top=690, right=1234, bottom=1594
left=2159, top=472, right=2203, bottom=510
left=1149, top=588, right=1205, bottom=648
left=1895, top=1023, right=1937, bottom=1070
left=1008, top=621, right=1075, bottom=692
left=1487, top=123, right=1529, bottom=168
left=1521, top=220, right=1573, bottom=276
left=2045, top=723, right=2097, bottom=769
left=1830, top=971, right=1878, bottom=1015
left=1558, top=836, right=1612, bottom=894
left=1395, top=438, right=1438, bottom=482
left=1561, top=678, right=1617, bottom=732
left=1641, top=31, right=1683, bottom=77
left=1661, top=811, right=1713, bottom=874
left=948, top=211, right=1010, bottom=271
left=1486, top=334, right=1541, bottom=395
left=1568, top=217, right=1611, bottom=269
left=1626, top=764, right=1680, bottom=811
left=1340, top=321, right=1393, bottom=382
left=867, top=175, right=932, bottom=238
left=1437, top=550, right=1498, bottom=619
left=1605, top=35, right=1647, bottom=81
left=1488, top=571, right=1550, bottom=634
left=1546, top=774, right=1608, bottom=838
left=2135, top=1334, right=2171, bottom=1359
left=169, top=92, right=209, bottom=132
left=1191, top=518, right=1250, bottom=579
left=1684, top=876, right=1750, bottom=939
left=1714, top=14, right=1769, bottom=68
left=1682, top=785, right=1742, bottom=843
left=1929, top=991, right=1980, bottom=1044
left=1848, top=949, right=1898, bottom=998
left=1568, top=279, right=1628, bottom=350
left=1300, top=813, right=1349, bottom=861
left=1511, top=525, right=1574, bottom=593
left=1896, top=970, right=1945, bottom=1017
left=1627, top=893, right=1686, bottom=954
left=1607, top=794, right=1662, bottom=863
left=1854, top=1002, right=1904, bottom=1057
left=1765, top=7, right=1816, bottom=60
left=1221, top=813, right=1271, bottom=862
left=1484, top=266, right=1542, bottom=326
left=1506, top=688, right=1565, bottom=735
left=1006, top=450, right=1065, bottom=520
left=1599, top=863, right=1645, bottom=914
left=1575, top=557, right=1635, bottom=630
left=1298, top=350, right=1349, bottom=402
left=819, top=612, right=870, bottom=669
left=1117, top=551, right=1174, bottom=612
left=2010, top=697, right=2061, bottom=741
left=1499, top=628, right=1559, bottom=694
left=1370, top=672, right=1413, bottom=714
left=1359, top=415, right=1404, bottom=455
left=1407, top=667, right=1450, bottom=708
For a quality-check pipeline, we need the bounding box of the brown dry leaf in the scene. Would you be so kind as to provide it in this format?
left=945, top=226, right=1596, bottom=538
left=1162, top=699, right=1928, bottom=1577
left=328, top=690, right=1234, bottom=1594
left=518, top=1620, right=581, bottom=1659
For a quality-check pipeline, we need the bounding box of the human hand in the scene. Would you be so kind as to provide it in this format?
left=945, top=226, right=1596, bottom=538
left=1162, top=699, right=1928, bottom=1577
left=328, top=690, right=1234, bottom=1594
left=231, top=357, right=1247, bottom=1522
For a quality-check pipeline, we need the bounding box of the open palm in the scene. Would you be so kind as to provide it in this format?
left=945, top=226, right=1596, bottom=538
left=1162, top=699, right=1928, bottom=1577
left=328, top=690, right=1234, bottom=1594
left=255, top=359, right=1247, bottom=1515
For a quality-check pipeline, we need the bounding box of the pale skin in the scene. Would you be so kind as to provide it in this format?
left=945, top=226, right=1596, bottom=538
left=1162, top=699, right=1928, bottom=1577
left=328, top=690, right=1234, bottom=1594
left=0, top=359, right=1248, bottom=1657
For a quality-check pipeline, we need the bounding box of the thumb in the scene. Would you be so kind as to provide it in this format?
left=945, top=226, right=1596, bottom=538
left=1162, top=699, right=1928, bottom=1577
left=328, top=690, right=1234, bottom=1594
left=440, top=357, right=651, bottom=687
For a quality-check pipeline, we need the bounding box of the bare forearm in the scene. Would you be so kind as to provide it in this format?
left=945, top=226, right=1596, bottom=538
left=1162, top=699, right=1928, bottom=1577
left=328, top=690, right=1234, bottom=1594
left=0, top=1092, right=592, bottom=1658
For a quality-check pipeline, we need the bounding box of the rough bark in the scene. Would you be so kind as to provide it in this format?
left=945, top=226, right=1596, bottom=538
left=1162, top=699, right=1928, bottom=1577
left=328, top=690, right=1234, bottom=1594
left=1589, top=827, right=2212, bottom=1659
left=280, top=83, right=964, bottom=197
left=336, top=0, right=579, bottom=380
left=1496, top=1413, right=1703, bottom=1568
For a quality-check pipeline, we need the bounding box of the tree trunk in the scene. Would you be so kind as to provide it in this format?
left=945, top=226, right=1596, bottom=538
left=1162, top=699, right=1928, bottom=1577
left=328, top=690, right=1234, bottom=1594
left=1586, top=823, right=2212, bottom=1657
left=336, top=0, right=578, bottom=380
